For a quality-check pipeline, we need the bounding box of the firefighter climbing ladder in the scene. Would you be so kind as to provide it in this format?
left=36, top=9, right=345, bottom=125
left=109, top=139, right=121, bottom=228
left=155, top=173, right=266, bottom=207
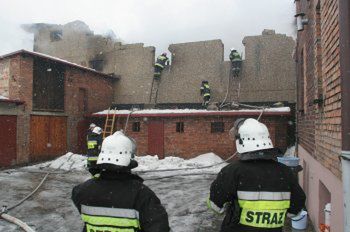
left=149, top=78, right=161, bottom=105
left=103, top=108, right=117, bottom=139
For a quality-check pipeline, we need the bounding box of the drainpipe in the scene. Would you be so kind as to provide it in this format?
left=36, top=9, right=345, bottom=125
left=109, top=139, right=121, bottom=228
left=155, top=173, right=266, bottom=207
left=339, top=0, right=350, bottom=231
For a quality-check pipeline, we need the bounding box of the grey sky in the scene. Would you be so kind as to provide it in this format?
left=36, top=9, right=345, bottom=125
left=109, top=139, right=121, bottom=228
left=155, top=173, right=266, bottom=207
left=0, top=0, right=296, bottom=58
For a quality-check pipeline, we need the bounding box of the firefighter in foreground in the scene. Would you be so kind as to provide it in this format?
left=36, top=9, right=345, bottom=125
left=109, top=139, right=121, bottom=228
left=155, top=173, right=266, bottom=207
left=86, top=126, right=102, bottom=176
left=72, top=131, right=170, bottom=232
left=229, top=48, right=242, bottom=77
left=200, top=80, right=211, bottom=107
left=154, top=52, right=169, bottom=79
left=208, top=118, right=306, bottom=232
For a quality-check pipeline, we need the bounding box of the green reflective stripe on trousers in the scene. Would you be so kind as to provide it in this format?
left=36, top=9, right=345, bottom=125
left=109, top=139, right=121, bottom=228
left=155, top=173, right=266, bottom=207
left=238, top=200, right=290, bottom=210
left=82, top=214, right=140, bottom=228
left=240, top=208, right=287, bottom=228
left=86, top=224, right=136, bottom=232
left=87, top=157, right=98, bottom=161
left=203, top=93, right=210, bottom=97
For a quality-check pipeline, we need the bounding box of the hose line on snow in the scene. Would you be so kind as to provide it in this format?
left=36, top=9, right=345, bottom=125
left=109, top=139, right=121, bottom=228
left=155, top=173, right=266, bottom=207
left=0, top=213, right=35, bottom=232
left=0, top=153, right=76, bottom=232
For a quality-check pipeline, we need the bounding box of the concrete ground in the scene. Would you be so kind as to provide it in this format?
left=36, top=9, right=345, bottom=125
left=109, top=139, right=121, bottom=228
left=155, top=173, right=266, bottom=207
left=0, top=169, right=314, bottom=232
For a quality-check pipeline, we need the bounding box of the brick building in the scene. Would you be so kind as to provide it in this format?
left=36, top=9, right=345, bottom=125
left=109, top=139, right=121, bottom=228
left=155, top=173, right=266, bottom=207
left=89, top=108, right=290, bottom=159
left=25, top=22, right=296, bottom=108
left=294, top=0, right=350, bottom=231
left=0, top=50, right=116, bottom=167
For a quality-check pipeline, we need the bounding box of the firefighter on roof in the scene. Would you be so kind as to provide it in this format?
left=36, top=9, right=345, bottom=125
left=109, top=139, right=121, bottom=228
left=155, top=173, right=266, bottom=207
left=72, top=131, right=170, bottom=232
left=207, top=118, right=306, bottom=232
left=229, top=48, right=242, bottom=77
left=200, top=80, right=211, bottom=107
left=154, top=52, right=169, bottom=79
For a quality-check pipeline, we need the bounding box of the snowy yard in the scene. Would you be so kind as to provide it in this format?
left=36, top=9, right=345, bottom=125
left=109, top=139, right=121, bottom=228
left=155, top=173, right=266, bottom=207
left=0, top=153, right=313, bottom=231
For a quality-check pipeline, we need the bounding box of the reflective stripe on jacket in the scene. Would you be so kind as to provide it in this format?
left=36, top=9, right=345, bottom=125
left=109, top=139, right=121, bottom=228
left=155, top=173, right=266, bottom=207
left=209, top=159, right=306, bottom=232
left=81, top=205, right=140, bottom=231
left=87, top=133, right=102, bottom=158
left=72, top=172, right=170, bottom=232
left=237, top=191, right=290, bottom=228
left=155, top=55, right=168, bottom=68
left=200, top=84, right=211, bottom=97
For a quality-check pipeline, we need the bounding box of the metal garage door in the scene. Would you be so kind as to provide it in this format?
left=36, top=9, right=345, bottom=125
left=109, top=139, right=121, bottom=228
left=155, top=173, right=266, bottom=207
left=30, top=115, right=67, bottom=161
left=0, top=115, right=17, bottom=167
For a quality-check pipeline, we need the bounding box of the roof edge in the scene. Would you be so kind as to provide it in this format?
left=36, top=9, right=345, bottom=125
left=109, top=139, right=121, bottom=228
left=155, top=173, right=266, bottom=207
left=0, top=50, right=119, bottom=80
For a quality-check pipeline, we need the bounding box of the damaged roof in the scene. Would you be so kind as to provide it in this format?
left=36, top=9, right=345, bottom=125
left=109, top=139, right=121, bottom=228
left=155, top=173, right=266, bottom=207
left=0, top=49, right=119, bottom=80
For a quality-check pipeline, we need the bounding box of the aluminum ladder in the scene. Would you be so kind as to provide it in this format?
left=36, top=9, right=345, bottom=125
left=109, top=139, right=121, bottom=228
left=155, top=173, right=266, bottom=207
left=103, top=108, right=117, bottom=139
left=149, top=78, right=161, bottom=105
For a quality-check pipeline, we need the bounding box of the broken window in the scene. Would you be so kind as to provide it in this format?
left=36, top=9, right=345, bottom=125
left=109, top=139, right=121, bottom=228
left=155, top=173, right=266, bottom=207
left=50, top=30, right=63, bottom=42
left=176, top=122, right=184, bottom=133
left=89, top=59, right=104, bottom=71
left=132, top=122, right=141, bottom=132
left=211, top=122, right=224, bottom=133
left=33, top=58, right=65, bottom=111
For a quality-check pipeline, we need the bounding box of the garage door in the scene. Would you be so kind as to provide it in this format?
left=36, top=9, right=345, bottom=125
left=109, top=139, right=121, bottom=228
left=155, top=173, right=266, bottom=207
left=30, top=115, right=67, bottom=161
left=0, top=116, right=17, bottom=167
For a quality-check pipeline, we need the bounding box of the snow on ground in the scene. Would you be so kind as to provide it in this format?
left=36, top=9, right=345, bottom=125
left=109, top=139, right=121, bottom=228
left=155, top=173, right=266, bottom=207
left=0, top=152, right=227, bottom=232
left=28, top=152, right=226, bottom=174
left=0, top=152, right=312, bottom=232
left=94, top=107, right=291, bottom=115
left=0, top=95, right=9, bottom=100
left=28, top=152, right=86, bottom=171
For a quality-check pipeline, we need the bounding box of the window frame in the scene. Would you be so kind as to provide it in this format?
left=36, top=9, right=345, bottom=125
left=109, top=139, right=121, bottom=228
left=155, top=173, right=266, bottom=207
left=50, top=30, right=63, bottom=42
left=176, top=122, right=184, bottom=133
left=132, top=122, right=141, bottom=132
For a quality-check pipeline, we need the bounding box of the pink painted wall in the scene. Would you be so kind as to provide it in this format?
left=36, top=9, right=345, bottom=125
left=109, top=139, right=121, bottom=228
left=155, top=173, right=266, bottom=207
left=298, top=145, right=344, bottom=232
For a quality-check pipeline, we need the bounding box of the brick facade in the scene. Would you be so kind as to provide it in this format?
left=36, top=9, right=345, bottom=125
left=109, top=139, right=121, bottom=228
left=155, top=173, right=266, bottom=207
left=295, top=0, right=344, bottom=230
left=296, top=0, right=341, bottom=179
left=90, top=113, right=289, bottom=160
left=0, top=51, right=115, bottom=167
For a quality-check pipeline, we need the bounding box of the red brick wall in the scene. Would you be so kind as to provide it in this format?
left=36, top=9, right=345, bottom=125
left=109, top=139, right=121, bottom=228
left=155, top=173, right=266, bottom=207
left=1, top=54, right=115, bottom=165
left=109, top=115, right=289, bottom=160
left=65, top=67, right=115, bottom=152
left=316, top=0, right=342, bottom=178
left=296, top=0, right=342, bottom=178
left=296, top=0, right=317, bottom=156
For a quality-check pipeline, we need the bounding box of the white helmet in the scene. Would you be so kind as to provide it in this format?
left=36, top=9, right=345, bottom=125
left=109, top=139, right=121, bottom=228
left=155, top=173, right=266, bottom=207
left=230, top=47, right=236, bottom=51
left=92, top=126, right=102, bottom=135
left=234, top=118, right=273, bottom=154
left=89, top=123, right=96, bottom=129
left=97, top=131, right=136, bottom=167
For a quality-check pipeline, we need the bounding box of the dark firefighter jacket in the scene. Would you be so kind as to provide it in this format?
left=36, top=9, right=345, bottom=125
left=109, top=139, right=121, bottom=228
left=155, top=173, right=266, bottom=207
left=87, top=132, right=102, bottom=160
left=229, top=51, right=242, bottom=62
left=72, top=171, right=170, bottom=232
left=200, top=83, right=211, bottom=97
left=155, top=55, right=168, bottom=69
left=208, top=159, right=306, bottom=232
